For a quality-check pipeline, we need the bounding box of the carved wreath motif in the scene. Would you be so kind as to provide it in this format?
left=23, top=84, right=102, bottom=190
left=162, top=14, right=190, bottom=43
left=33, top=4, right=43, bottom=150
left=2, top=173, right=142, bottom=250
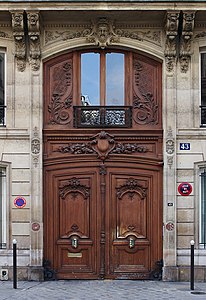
left=116, top=178, right=147, bottom=200
left=48, top=62, right=72, bottom=125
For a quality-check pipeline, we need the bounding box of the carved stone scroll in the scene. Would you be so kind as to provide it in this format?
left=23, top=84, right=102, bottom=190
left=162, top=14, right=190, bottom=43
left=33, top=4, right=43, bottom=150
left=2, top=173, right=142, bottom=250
left=11, top=11, right=26, bottom=72
left=179, top=12, right=195, bottom=73
left=164, top=11, right=180, bottom=72
left=27, top=12, right=41, bottom=71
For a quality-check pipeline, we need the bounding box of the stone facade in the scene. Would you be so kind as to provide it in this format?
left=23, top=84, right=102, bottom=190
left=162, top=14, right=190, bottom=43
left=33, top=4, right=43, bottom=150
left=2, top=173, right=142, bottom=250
left=0, top=1, right=206, bottom=281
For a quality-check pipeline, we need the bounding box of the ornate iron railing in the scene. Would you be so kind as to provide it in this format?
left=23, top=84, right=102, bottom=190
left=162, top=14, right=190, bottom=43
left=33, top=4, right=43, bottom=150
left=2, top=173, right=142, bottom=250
left=73, top=106, right=132, bottom=128
left=0, top=105, right=6, bottom=126
left=200, top=106, right=206, bottom=126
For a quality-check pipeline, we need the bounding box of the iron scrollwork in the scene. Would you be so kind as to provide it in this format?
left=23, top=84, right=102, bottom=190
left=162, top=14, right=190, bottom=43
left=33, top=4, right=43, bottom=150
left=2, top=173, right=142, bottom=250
left=73, top=106, right=132, bottom=128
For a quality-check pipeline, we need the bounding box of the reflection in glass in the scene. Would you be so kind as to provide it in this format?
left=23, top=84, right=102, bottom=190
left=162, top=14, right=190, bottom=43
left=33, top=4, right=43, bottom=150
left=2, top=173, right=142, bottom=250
left=81, top=53, right=100, bottom=106
left=106, top=53, right=124, bottom=106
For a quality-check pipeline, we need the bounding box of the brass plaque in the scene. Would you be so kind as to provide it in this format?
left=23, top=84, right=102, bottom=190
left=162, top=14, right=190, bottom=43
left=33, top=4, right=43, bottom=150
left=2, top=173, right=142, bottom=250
left=68, top=252, right=82, bottom=258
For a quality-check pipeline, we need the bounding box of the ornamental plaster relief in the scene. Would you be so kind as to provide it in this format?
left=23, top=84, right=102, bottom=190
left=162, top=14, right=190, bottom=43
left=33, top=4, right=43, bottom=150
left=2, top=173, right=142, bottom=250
left=31, top=127, right=40, bottom=168
left=44, top=18, right=162, bottom=48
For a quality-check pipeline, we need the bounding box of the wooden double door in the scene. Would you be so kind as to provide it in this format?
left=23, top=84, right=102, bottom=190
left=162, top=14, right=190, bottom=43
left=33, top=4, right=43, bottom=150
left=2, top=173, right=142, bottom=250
left=43, top=49, right=163, bottom=279
left=44, top=157, right=162, bottom=280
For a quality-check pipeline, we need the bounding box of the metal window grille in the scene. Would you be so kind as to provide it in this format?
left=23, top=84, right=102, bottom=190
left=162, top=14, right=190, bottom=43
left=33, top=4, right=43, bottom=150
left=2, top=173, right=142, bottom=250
left=200, top=170, right=206, bottom=249
left=73, top=106, right=132, bottom=128
left=0, top=105, right=6, bottom=126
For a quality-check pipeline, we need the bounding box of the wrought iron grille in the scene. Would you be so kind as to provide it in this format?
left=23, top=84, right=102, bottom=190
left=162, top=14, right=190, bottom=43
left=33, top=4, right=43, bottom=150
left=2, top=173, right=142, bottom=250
left=73, top=106, right=132, bottom=128
left=0, top=105, right=6, bottom=126
left=200, top=106, right=206, bottom=126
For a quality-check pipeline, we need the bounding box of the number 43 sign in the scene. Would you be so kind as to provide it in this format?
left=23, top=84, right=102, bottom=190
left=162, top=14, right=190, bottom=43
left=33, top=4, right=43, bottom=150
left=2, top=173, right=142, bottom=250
left=180, top=143, right=190, bottom=150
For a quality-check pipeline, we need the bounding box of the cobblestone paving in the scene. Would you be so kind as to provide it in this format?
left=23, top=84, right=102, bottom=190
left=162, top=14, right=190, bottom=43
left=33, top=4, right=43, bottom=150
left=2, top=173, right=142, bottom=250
left=0, top=280, right=206, bottom=300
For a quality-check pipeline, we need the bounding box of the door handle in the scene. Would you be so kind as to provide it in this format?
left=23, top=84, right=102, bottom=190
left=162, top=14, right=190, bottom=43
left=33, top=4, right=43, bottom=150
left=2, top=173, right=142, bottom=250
left=71, top=237, right=78, bottom=249
left=129, top=237, right=135, bottom=249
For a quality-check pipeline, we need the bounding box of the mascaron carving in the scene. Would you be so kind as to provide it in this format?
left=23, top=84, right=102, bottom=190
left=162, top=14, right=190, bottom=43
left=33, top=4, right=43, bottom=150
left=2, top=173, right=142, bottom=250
left=11, top=11, right=26, bottom=72
left=27, top=12, right=41, bottom=71
left=164, top=11, right=180, bottom=72
left=86, top=18, right=119, bottom=48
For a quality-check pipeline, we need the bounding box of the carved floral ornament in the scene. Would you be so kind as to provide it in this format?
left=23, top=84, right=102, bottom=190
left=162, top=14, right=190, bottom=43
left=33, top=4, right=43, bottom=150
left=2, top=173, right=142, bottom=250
left=45, top=18, right=162, bottom=48
left=55, top=131, right=149, bottom=162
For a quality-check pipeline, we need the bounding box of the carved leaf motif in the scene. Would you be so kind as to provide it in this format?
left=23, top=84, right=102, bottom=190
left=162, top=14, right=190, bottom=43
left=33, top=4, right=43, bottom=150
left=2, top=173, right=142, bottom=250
left=57, top=143, right=94, bottom=154
left=112, top=143, right=148, bottom=154
left=48, top=62, right=72, bottom=125
left=133, top=93, right=158, bottom=125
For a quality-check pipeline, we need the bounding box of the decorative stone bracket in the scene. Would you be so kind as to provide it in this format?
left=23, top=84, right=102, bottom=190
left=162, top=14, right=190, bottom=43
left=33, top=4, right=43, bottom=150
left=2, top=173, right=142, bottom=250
left=11, top=11, right=26, bottom=72
left=10, top=10, right=41, bottom=71
left=165, top=10, right=196, bottom=73
left=164, top=11, right=180, bottom=72
left=179, top=11, right=196, bottom=73
left=27, top=12, right=41, bottom=71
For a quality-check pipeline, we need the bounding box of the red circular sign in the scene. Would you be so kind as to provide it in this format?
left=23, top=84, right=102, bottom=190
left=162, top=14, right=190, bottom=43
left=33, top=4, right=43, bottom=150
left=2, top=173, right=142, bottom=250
left=166, top=222, right=175, bottom=231
left=32, top=222, right=40, bottom=232
left=14, top=196, right=26, bottom=208
left=178, top=182, right=192, bottom=196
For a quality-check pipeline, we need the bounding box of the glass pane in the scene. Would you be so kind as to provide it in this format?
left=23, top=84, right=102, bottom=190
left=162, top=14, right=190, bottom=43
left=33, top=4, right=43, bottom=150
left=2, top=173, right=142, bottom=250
left=201, top=53, right=206, bottom=106
left=106, top=53, right=124, bottom=106
left=0, top=53, right=4, bottom=106
left=81, top=53, right=100, bottom=106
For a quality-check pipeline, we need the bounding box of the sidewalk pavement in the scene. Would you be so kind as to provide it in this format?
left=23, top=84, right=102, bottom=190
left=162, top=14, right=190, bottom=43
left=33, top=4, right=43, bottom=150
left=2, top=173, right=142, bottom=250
left=0, top=280, right=206, bottom=300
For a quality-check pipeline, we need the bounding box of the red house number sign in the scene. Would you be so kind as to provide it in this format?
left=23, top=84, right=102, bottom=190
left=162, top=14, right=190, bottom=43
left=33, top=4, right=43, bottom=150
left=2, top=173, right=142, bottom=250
left=178, top=182, right=192, bottom=196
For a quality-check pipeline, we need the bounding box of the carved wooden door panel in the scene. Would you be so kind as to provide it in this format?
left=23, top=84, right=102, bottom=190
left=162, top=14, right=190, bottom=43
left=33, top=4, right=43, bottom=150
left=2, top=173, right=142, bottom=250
left=44, top=165, right=101, bottom=279
left=105, top=164, right=162, bottom=279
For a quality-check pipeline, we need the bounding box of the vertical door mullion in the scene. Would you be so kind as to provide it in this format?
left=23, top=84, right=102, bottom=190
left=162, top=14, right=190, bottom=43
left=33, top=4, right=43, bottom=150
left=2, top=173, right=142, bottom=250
left=100, top=52, right=106, bottom=106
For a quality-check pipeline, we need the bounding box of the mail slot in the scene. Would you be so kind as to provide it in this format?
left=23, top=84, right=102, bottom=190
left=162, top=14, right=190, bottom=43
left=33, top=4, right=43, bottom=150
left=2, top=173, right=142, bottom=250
left=68, top=252, right=82, bottom=258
